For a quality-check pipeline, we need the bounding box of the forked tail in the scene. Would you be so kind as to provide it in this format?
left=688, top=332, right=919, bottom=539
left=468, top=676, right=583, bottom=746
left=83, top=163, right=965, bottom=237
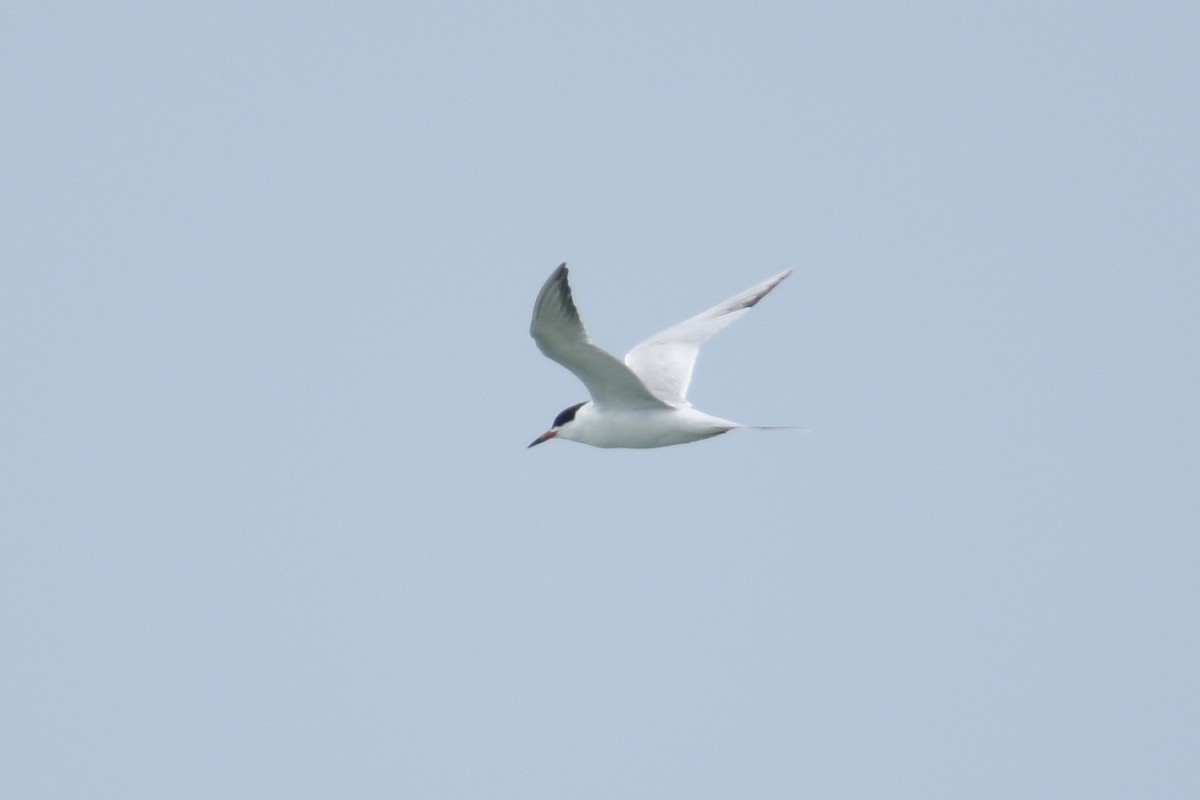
left=744, top=425, right=810, bottom=432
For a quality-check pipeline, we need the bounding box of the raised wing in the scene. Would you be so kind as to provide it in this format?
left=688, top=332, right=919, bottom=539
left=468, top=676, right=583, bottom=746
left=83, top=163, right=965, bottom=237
left=530, top=264, right=669, bottom=410
left=624, top=269, right=792, bottom=404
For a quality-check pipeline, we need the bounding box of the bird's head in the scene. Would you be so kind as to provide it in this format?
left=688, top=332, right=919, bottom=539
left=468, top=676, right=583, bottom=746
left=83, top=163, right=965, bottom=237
left=528, top=401, right=588, bottom=448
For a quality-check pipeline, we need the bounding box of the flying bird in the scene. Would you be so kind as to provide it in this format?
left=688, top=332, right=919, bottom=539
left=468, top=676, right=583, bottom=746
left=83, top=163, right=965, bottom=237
left=528, top=263, right=794, bottom=449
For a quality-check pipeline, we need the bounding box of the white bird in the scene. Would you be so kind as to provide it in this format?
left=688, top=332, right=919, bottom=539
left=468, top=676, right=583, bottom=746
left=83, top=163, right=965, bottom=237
left=528, top=263, right=794, bottom=449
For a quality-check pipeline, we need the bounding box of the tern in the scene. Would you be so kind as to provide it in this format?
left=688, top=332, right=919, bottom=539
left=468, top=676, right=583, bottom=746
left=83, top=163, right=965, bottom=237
left=528, top=263, right=794, bottom=449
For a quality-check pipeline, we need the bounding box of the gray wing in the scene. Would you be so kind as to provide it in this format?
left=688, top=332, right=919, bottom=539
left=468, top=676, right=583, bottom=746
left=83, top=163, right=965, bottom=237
left=530, top=264, right=670, bottom=410
left=624, top=269, right=792, bottom=405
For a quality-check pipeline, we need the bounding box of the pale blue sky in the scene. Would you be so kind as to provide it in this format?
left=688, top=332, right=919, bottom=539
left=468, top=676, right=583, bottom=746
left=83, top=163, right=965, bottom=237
left=3, top=2, right=1198, bottom=798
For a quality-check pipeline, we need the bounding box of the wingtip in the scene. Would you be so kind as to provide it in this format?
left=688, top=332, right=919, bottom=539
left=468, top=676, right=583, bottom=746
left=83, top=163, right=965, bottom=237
left=531, top=260, right=583, bottom=340
left=548, top=262, right=571, bottom=293
left=737, top=268, right=793, bottom=311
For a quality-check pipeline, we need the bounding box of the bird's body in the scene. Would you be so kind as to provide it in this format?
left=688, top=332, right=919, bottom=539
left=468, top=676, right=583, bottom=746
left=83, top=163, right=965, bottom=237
left=528, top=263, right=793, bottom=449
left=550, top=403, right=741, bottom=449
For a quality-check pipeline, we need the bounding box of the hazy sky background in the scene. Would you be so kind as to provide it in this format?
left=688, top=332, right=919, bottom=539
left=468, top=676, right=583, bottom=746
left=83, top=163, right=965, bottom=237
left=3, top=2, right=1197, bottom=797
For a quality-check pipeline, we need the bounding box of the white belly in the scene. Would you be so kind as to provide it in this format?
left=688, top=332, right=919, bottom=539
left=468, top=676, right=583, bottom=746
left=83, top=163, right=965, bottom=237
left=562, top=406, right=741, bottom=449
